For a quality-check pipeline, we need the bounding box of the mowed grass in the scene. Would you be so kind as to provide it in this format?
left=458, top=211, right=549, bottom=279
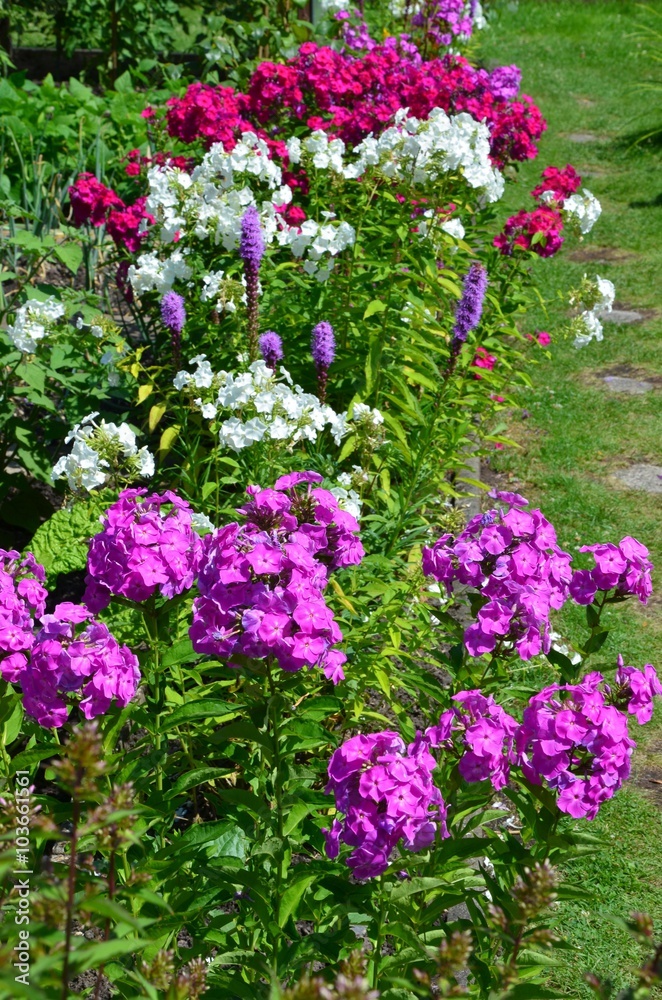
left=479, top=2, right=662, bottom=996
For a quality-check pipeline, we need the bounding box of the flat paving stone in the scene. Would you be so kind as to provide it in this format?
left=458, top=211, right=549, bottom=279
left=614, top=465, right=662, bottom=493
left=599, top=308, right=645, bottom=324
left=568, top=131, right=601, bottom=143
left=602, top=375, right=654, bottom=394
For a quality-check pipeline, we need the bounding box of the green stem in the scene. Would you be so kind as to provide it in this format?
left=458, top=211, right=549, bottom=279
left=372, top=875, right=387, bottom=989
left=142, top=602, right=163, bottom=793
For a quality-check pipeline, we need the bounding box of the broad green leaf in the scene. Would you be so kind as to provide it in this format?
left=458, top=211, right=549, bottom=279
left=164, top=767, right=236, bottom=799
left=28, top=494, right=112, bottom=580
left=54, top=242, right=83, bottom=274
left=363, top=299, right=387, bottom=319
left=277, top=874, right=317, bottom=927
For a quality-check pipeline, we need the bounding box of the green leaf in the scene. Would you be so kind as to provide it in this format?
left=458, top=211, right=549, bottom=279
left=28, top=494, right=112, bottom=581
left=164, top=767, right=236, bottom=799
left=54, top=242, right=83, bottom=274
left=338, top=434, right=357, bottom=462
left=160, top=700, right=240, bottom=730
left=363, top=299, right=387, bottom=319
left=277, top=873, right=317, bottom=927
left=10, top=744, right=59, bottom=774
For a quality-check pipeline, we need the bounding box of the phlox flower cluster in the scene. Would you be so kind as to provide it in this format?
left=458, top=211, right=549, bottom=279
left=84, top=489, right=203, bottom=613
left=613, top=656, right=662, bottom=725
left=0, top=550, right=48, bottom=683
left=493, top=205, right=565, bottom=259
left=69, top=173, right=154, bottom=253
left=5, top=297, right=65, bottom=354
left=190, top=471, right=364, bottom=682
left=472, top=345, right=497, bottom=376
left=425, top=689, right=518, bottom=790
left=382, top=0, right=486, bottom=52
left=126, top=137, right=355, bottom=289
left=516, top=674, right=638, bottom=819
left=173, top=356, right=349, bottom=452
left=569, top=274, right=615, bottom=349
left=323, top=730, right=448, bottom=879
left=245, top=46, right=544, bottom=165
left=531, top=164, right=582, bottom=203
left=422, top=490, right=573, bottom=660
left=494, top=164, right=601, bottom=259
left=5, top=602, right=139, bottom=729
left=51, top=412, right=155, bottom=492
left=291, top=109, right=504, bottom=205
left=569, top=536, right=653, bottom=607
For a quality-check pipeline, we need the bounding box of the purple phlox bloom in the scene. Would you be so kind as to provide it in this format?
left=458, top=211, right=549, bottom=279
left=12, top=602, right=139, bottom=728
left=190, top=473, right=363, bottom=681
left=323, top=729, right=448, bottom=879
left=84, top=489, right=203, bottom=612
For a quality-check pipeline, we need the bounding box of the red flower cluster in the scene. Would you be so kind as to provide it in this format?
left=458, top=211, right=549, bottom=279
left=472, top=346, right=497, bottom=377
left=531, top=164, right=581, bottom=203
left=493, top=205, right=564, bottom=259
left=124, top=148, right=193, bottom=178
left=69, top=173, right=154, bottom=254
left=164, top=45, right=545, bottom=168
left=164, top=82, right=288, bottom=162
left=493, top=163, right=581, bottom=259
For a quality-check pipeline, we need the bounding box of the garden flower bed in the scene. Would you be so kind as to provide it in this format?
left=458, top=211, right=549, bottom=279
left=0, top=1, right=660, bottom=998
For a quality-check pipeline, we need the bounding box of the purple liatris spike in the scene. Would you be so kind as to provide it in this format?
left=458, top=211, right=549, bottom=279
left=311, top=321, right=336, bottom=402
left=161, top=291, right=186, bottom=369
left=451, top=264, right=488, bottom=354
left=160, top=291, right=186, bottom=334
left=239, top=206, right=265, bottom=270
left=240, top=207, right=264, bottom=361
left=259, top=331, right=283, bottom=370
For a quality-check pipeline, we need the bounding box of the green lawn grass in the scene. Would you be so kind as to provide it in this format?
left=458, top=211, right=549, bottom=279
left=479, top=2, right=662, bottom=995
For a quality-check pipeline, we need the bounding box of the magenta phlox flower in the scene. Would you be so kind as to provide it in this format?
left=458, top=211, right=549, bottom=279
left=8, top=601, right=140, bottom=728
left=323, top=729, right=448, bottom=879
left=422, top=492, right=573, bottom=661
left=425, top=689, right=518, bottom=790
left=516, top=676, right=639, bottom=819
left=570, top=535, right=653, bottom=607
left=612, top=655, right=661, bottom=725
left=190, top=472, right=363, bottom=682
left=0, top=550, right=48, bottom=683
left=84, top=489, right=203, bottom=612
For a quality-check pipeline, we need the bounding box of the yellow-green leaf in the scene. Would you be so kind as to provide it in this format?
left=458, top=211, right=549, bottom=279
left=137, top=384, right=153, bottom=403
left=149, top=403, right=167, bottom=431
left=363, top=299, right=387, bottom=319
left=159, top=424, right=180, bottom=456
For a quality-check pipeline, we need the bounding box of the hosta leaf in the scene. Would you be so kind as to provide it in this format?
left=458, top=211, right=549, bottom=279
left=28, top=493, right=114, bottom=580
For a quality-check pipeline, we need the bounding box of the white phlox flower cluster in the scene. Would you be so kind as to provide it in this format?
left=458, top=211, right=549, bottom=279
left=173, top=357, right=350, bottom=452
left=300, top=108, right=504, bottom=204
left=570, top=274, right=615, bottom=349
left=199, top=269, right=240, bottom=313
left=5, top=297, right=65, bottom=354
left=128, top=133, right=356, bottom=291
left=563, top=188, right=602, bottom=235
left=190, top=511, right=215, bottom=535
left=318, top=0, right=350, bottom=12
left=330, top=484, right=362, bottom=520
left=75, top=316, right=104, bottom=338
left=128, top=249, right=193, bottom=296
left=51, top=412, right=155, bottom=492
